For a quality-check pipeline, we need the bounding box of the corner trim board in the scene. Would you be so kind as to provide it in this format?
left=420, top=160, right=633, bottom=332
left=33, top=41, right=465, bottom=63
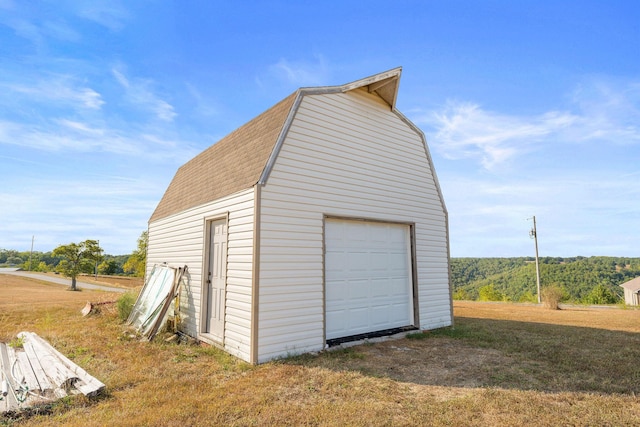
left=250, top=184, right=261, bottom=364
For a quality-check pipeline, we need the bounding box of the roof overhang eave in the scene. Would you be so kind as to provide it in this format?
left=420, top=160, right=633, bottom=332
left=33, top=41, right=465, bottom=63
left=299, top=67, right=402, bottom=109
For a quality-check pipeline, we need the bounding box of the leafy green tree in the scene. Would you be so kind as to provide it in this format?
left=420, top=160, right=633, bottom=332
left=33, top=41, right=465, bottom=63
left=584, top=283, right=620, bottom=305
left=36, top=261, right=50, bottom=272
left=52, top=240, right=103, bottom=291
left=98, top=260, right=119, bottom=275
left=478, top=284, right=506, bottom=302
left=6, top=256, right=23, bottom=266
left=518, top=291, right=537, bottom=303
left=452, top=288, right=470, bottom=300
left=123, top=231, right=148, bottom=277
left=451, top=256, right=640, bottom=303
left=0, top=249, right=20, bottom=264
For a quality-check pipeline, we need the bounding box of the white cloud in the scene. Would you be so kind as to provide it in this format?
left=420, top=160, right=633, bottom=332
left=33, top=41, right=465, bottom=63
left=565, top=77, right=640, bottom=145
left=418, top=78, right=640, bottom=171
left=78, top=88, right=104, bottom=109
left=0, top=118, right=198, bottom=162
left=440, top=170, right=640, bottom=257
left=0, top=5, right=81, bottom=47
left=76, top=1, right=129, bottom=31
left=112, top=68, right=129, bottom=88
left=263, top=55, right=330, bottom=87
left=0, top=65, right=199, bottom=164
left=41, top=19, right=81, bottom=42
left=5, top=18, right=44, bottom=46
left=0, top=175, right=158, bottom=254
left=153, top=101, right=177, bottom=122
left=423, top=102, right=577, bottom=170
left=0, top=119, right=108, bottom=152
left=185, top=83, right=219, bottom=118
left=112, top=68, right=177, bottom=122
left=5, top=76, right=104, bottom=110
left=58, top=119, right=105, bottom=135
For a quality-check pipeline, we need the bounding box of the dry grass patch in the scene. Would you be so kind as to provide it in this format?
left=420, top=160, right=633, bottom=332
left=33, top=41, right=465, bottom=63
left=2, top=279, right=640, bottom=426
left=76, top=274, right=143, bottom=289
left=0, top=274, right=114, bottom=309
left=454, top=300, right=640, bottom=332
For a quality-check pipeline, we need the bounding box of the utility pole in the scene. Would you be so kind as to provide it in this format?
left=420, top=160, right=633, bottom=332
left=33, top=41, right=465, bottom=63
left=95, top=239, right=100, bottom=279
left=29, top=235, right=34, bottom=271
left=529, top=216, right=541, bottom=304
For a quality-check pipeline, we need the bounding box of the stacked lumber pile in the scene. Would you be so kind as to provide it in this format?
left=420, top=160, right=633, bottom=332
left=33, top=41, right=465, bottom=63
left=0, top=332, right=105, bottom=414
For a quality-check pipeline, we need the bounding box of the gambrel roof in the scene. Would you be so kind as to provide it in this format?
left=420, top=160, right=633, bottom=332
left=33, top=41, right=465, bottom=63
left=150, top=68, right=404, bottom=222
left=150, top=92, right=297, bottom=222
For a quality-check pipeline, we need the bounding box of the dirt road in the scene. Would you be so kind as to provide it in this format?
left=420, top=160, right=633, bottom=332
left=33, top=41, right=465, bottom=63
left=0, top=271, right=127, bottom=293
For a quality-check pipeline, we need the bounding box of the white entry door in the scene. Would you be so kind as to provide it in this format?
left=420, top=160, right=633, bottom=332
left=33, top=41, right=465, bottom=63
left=325, top=219, right=414, bottom=340
left=205, top=219, right=227, bottom=340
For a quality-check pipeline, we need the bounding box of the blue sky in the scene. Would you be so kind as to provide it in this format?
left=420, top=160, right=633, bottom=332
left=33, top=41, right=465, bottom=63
left=1, top=1, right=638, bottom=257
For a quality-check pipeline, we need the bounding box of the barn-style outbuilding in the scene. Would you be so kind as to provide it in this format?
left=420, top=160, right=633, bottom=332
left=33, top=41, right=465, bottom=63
left=620, top=277, right=640, bottom=306
left=147, top=68, right=452, bottom=363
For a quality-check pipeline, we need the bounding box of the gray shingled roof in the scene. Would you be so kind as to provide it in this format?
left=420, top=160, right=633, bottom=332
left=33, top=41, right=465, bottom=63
left=150, top=92, right=298, bottom=222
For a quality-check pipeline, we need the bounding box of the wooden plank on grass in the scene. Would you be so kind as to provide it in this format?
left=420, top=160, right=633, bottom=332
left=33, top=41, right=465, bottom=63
left=21, top=337, right=72, bottom=396
left=21, top=340, right=53, bottom=393
left=0, top=343, right=19, bottom=412
left=6, top=346, right=45, bottom=410
left=23, top=332, right=105, bottom=396
left=16, top=351, right=41, bottom=393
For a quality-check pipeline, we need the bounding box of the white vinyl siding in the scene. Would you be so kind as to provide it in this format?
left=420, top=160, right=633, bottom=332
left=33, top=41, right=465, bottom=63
left=623, top=288, right=640, bottom=306
left=147, top=188, right=255, bottom=362
left=257, top=89, right=450, bottom=362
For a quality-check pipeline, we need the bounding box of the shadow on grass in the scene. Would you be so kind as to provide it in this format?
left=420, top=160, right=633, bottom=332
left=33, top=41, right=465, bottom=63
left=286, top=317, right=640, bottom=395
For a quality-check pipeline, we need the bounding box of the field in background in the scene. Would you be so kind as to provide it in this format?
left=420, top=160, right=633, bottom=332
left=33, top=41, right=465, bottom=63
left=0, top=274, right=121, bottom=310
left=76, top=274, right=143, bottom=289
left=4, top=272, right=144, bottom=291
left=1, top=275, right=639, bottom=426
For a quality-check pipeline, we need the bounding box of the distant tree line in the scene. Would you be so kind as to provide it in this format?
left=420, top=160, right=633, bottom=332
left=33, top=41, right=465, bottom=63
left=0, top=247, right=130, bottom=274
left=0, top=231, right=148, bottom=278
left=451, top=256, right=640, bottom=305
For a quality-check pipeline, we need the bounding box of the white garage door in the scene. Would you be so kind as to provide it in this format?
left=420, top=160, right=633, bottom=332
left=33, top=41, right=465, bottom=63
left=325, top=219, right=414, bottom=340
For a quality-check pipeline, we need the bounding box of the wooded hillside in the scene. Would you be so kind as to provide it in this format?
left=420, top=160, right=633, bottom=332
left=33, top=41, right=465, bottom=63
left=451, top=256, right=640, bottom=303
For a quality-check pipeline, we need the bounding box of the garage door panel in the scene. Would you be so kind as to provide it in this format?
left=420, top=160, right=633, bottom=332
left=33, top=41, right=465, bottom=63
left=390, top=277, right=409, bottom=295
left=325, top=250, right=345, bottom=267
left=348, top=252, right=369, bottom=272
left=370, top=278, right=391, bottom=298
left=347, top=279, right=369, bottom=299
left=388, top=252, right=407, bottom=268
left=371, top=314, right=390, bottom=328
left=325, top=282, right=342, bottom=303
left=391, top=301, right=410, bottom=318
left=346, top=227, right=366, bottom=244
left=325, top=219, right=414, bottom=340
left=326, top=310, right=346, bottom=335
left=349, top=308, right=369, bottom=326
left=370, top=252, right=390, bottom=269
